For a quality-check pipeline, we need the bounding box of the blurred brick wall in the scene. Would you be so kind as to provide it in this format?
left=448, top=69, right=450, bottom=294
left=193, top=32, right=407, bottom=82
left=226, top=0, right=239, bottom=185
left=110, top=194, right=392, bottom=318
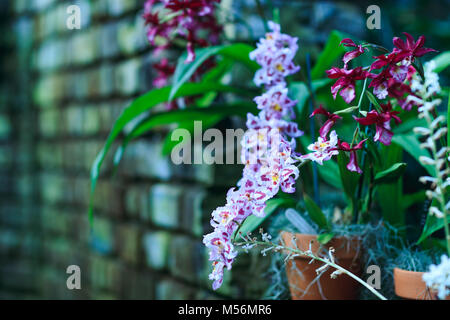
left=0, top=0, right=271, bottom=300
left=1, top=0, right=445, bottom=300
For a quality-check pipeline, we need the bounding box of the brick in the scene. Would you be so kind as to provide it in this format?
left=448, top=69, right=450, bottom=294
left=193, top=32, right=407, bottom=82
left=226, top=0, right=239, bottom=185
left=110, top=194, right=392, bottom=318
left=155, top=278, right=195, bottom=300
left=115, top=58, right=142, bottom=95
left=89, top=254, right=122, bottom=294
left=180, top=186, right=206, bottom=236
left=168, top=235, right=205, bottom=283
left=120, top=268, right=154, bottom=299
left=90, top=217, right=115, bottom=255
left=150, top=184, right=182, bottom=229
left=107, top=0, right=139, bottom=16
left=120, top=140, right=172, bottom=180
left=83, top=106, right=101, bottom=135
left=117, top=223, right=142, bottom=265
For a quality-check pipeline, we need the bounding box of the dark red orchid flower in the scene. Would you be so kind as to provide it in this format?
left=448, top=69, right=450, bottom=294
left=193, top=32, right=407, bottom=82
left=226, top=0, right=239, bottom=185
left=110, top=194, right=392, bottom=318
left=336, top=139, right=367, bottom=174
left=353, top=103, right=401, bottom=146
left=310, top=105, right=342, bottom=139
left=393, top=32, right=437, bottom=61
left=340, top=38, right=367, bottom=68
left=326, top=67, right=373, bottom=104
left=370, top=51, right=410, bottom=71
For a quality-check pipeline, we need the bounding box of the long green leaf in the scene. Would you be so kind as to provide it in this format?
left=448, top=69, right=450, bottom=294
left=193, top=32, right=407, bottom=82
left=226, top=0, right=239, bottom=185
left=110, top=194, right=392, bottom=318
left=417, top=206, right=447, bottom=244
left=303, top=194, right=330, bottom=231
left=233, top=197, right=296, bottom=238
left=374, top=162, right=407, bottom=185
left=447, top=91, right=449, bottom=147
left=311, top=30, right=347, bottom=79
left=113, top=102, right=257, bottom=169
left=430, top=51, right=450, bottom=73
left=89, top=82, right=245, bottom=224
left=376, top=144, right=405, bottom=228
left=392, top=134, right=435, bottom=176
left=337, top=152, right=359, bottom=199
left=161, top=116, right=223, bottom=156
left=290, top=79, right=332, bottom=118
left=170, top=43, right=258, bottom=100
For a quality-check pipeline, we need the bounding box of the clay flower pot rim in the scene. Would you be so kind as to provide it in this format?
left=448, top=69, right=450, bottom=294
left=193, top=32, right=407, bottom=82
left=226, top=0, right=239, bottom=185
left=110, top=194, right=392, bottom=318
left=393, top=267, right=440, bottom=300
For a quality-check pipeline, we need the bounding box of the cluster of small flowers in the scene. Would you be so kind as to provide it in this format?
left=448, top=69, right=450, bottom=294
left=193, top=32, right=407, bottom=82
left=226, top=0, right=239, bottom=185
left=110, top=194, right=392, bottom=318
left=423, top=255, right=450, bottom=300
left=203, top=22, right=303, bottom=290
left=143, top=0, right=222, bottom=88
left=410, top=62, right=449, bottom=219
left=300, top=33, right=436, bottom=174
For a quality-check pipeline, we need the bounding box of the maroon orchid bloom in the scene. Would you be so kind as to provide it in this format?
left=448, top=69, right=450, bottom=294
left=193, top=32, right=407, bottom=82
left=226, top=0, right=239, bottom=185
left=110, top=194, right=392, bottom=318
left=393, top=32, right=437, bottom=61
left=370, top=51, right=409, bottom=70
left=336, top=139, right=367, bottom=174
left=152, top=58, right=176, bottom=88
left=326, top=67, right=373, bottom=104
left=353, top=103, right=401, bottom=146
left=340, top=38, right=367, bottom=68
left=310, top=105, right=342, bottom=139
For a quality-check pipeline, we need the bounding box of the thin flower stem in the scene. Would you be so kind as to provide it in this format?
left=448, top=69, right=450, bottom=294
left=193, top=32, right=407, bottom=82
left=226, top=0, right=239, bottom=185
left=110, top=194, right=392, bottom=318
left=296, top=159, right=311, bottom=169
left=422, top=107, right=450, bottom=255
left=240, top=240, right=388, bottom=300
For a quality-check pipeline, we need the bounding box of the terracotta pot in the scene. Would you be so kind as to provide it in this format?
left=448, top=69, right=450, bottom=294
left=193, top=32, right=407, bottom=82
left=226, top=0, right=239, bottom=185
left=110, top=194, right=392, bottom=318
left=280, top=231, right=362, bottom=300
left=393, top=268, right=440, bottom=300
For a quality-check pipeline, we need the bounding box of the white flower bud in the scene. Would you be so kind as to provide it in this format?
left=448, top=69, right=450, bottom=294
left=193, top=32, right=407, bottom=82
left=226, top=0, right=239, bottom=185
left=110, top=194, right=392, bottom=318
left=419, top=156, right=435, bottom=165
left=429, top=206, right=444, bottom=218
left=432, top=128, right=447, bottom=141
left=413, top=127, right=431, bottom=136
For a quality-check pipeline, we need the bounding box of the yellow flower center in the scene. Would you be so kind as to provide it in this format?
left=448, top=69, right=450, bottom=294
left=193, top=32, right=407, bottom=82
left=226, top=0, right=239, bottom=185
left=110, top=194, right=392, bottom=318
left=276, top=64, right=284, bottom=72
left=272, top=103, right=282, bottom=111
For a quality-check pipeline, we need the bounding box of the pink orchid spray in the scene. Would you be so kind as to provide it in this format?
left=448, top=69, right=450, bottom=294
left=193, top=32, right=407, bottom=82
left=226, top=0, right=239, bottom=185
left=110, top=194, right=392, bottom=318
left=203, top=22, right=302, bottom=290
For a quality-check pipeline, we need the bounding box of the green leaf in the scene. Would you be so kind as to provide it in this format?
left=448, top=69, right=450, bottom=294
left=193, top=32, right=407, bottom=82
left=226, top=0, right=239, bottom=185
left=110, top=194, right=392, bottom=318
left=430, top=51, right=450, bottom=73
left=311, top=30, right=347, bottom=79
left=376, top=144, right=405, bottom=228
left=402, top=191, right=426, bottom=210
left=233, top=197, right=296, bottom=239
left=303, top=193, right=330, bottom=231
left=374, top=162, right=407, bottom=185
left=417, top=208, right=447, bottom=244
left=392, top=134, right=436, bottom=176
left=161, top=116, right=222, bottom=156
left=448, top=92, right=450, bottom=147
left=337, top=152, right=360, bottom=199
left=113, top=102, right=256, bottom=168
left=290, top=79, right=332, bottom=118
left=88, top=82, right=245, bottom=225
left=317, top=233, right=335, bottom=245
left=170, top=43, right=258, bottom=100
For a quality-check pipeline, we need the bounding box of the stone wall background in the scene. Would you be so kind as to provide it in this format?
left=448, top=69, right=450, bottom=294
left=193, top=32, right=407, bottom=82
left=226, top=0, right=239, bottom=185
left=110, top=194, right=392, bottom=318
left=0, top=0, right=448, bottom=299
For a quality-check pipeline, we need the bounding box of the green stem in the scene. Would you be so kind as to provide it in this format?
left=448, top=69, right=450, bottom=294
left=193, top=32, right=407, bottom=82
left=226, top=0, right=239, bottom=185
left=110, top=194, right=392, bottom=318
left=242, top=240, right=388, bottom=300
left=424, top=110, right=450, bottom=255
